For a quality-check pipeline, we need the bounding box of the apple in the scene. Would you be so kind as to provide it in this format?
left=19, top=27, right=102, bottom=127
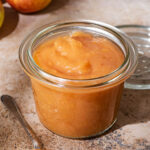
left=0, top=0, right=4, bottom=27
left=6, top=0, right=52, bottom=13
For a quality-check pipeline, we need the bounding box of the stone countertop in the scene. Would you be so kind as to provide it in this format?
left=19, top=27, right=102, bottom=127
left=0, top=0, right=150, bottom=150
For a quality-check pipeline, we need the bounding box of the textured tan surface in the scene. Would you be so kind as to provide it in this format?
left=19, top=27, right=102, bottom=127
left=0, top=0, right=150, bottom=150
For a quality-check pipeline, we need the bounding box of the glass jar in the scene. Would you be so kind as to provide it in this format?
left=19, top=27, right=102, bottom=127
left=19, top=20, right=138, bottom=139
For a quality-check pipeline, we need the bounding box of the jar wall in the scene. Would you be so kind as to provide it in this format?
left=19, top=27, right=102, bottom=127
left=31, top=78, right=124, bottom=138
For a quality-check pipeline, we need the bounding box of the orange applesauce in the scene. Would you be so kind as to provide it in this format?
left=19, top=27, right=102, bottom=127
left=32, top=31, right=125, bottom=138
left=33, top=31, right=124, bottom=79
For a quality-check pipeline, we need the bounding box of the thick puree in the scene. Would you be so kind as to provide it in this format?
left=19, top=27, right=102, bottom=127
left=33, top=31, right=124, bottom=79
left=31, top=31, right=125, bottom=138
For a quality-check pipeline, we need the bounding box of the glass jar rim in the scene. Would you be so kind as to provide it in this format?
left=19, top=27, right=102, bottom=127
left=19, top=20, right=138, bottom=89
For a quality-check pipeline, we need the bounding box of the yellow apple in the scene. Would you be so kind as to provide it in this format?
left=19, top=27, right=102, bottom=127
left=0, top=0, right=4, bottom=27
left=6, top=0, right=52, bottom=13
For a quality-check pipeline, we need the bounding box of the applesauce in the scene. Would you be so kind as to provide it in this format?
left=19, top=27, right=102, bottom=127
left=19, top=21, right=138, bottom=138
left=33, top=31, right=124, bottom=79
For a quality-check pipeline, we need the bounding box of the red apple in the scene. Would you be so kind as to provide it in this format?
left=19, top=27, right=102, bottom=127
left=0, top=0, right=4, bottom=27
left=6, top=0, right=52, bottom=13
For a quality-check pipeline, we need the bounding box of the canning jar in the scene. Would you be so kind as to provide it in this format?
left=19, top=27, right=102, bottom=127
left=19, top=20, right=138, bottom=139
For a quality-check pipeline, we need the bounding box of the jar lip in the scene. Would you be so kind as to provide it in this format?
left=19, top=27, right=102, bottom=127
left=19, top=20, right=138, bottom=88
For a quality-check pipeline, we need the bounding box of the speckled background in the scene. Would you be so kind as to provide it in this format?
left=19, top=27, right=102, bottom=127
left=0, top=0, right=150, bottom=150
